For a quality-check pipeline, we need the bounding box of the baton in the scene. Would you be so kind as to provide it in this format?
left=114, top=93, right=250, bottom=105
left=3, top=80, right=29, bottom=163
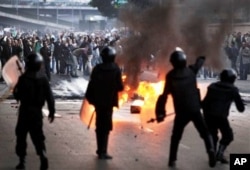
left=147, top=112, right=175, bottom=123
left=87, top=110, right=95, bottom=130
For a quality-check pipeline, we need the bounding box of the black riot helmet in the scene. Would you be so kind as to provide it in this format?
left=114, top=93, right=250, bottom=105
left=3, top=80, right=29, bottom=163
left=170, top=47, right=187, bottom=68
left=26, top=53, right=43, bottom=72
left=220, top=69, right=237, bottom=84
left=100, top=46, right=116, bottom=63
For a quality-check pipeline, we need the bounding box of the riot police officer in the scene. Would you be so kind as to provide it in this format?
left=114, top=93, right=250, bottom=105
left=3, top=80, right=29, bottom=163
left=202, top=69, right=245, bottom=163
left=13, top=53, right=55, bottom=170
left=155, top=48, right=216, bottom=167
left=85, top=46, right=124, bottom=159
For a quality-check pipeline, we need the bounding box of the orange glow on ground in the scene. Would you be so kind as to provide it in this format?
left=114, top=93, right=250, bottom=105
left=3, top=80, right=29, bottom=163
left=115, top=80, right=169, bottom=125
left=81, top=75, right=178, bottom=129
left=80, top=75, right=209, bottom=129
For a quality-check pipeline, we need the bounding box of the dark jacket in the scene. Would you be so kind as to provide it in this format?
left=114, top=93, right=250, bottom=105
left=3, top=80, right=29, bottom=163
left=54, top=41, right=62, bottom=58
left=23, top=40, right=32, bottom=60
left=61, top=44, right=74, bottom=65
left=0, top=38, right=12, bottom=62
left=1, top=45, right=13, bottom=61
left=12, top=45, right=22, bottom=58
left=162, top=67, right=201, bottom=114
left=202, top=82, right=245, bottom=118
left=85, top=62, right=124, bottom=108
left=156, top=57, right=205, bottom=117
left=13, top=71, right=55, bottom=118
left=40, top=46, right=51, bottom=63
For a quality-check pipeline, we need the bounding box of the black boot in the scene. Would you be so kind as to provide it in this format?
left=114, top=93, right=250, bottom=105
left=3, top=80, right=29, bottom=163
left=98, top=154, right=113, bottom=160
left=40, top=152, right=48, bottom=170
left=208, top=150, right=216, bottom=168
left=216, top=144, right=229, bottom=164
left=16, top=157, right=25, bottom=170
left=168, top=137, right=180, bottom=168
left=98, top=133, right=112, bottom=160
left=96, top=131, right=102, bottom=156
left=96, top=132, right=112, bottom=160
left=168, top=160, right=176, bottom=167
left=205, top=135, right=216, bottom=167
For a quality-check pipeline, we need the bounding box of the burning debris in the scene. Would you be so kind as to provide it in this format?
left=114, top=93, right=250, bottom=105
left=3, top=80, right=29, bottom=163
left=119, top=72, right=165, bottom=117
left=130, top=97, right=144, bottom=114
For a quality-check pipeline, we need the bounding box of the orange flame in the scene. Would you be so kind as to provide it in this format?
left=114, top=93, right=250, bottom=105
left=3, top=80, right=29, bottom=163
left=117, top=77, right=165, bottom=109
left=136, top=81, right=164, bottom=101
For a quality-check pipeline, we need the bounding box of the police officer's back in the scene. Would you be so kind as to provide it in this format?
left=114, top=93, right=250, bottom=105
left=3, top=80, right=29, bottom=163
left=165, top=63, right=201, bottom=114
left=202, top=69, right=245, bottom=163
left=14, top=53, right=55, bottom=170
left=86, top=46, right=123, bottom=109
left=155, top=48, right=216, bottom=168
left=203, top=70, right=244, bottom=117
left=85, top=46, right=123, bottom=160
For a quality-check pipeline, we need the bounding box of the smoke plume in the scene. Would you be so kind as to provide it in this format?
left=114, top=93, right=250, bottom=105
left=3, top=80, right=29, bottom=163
left=119, top=0, right=250, bottom=88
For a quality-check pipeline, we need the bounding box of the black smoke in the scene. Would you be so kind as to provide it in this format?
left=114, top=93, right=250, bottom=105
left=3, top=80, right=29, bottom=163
left=119, top=0, right=250, bottom=88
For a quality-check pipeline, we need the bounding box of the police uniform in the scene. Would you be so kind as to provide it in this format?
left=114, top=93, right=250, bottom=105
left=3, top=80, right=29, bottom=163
left=202, top=69, right=245, bottom=163
left=13, top=53, right=55, bottom=170
left=155, top=48, right=216, bottom=167
left=85, top=46, right=124, bottom=159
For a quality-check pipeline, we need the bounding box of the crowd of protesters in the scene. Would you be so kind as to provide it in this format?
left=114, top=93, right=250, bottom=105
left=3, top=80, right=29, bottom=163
left=0, top=27, right=250, bottom=82
left=0, top=27, right=122, bottom=82
left=225, top=31, right=250, bottom=80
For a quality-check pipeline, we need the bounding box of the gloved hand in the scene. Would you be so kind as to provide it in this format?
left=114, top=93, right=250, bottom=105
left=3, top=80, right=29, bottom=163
left=196, top=56, right=206, bottom=64
left=48, top=113, right=55, bottom=123
left=156, top=113, right=166, bottom=123
left=197, top=56, right=206, bottom=61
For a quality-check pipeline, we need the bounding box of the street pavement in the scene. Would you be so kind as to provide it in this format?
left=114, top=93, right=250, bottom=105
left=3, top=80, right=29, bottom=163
left=0, top=77, right=250, bottom=170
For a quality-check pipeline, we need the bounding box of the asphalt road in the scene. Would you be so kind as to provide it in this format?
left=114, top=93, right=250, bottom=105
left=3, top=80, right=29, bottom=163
left=0, top=76, right=250, bottom=170
left=0, top=98, right=249, bottom=170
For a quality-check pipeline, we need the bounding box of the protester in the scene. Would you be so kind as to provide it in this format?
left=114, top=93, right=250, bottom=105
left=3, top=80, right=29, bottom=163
left=239, top=42, right=250, bottom=80
left=53, top=38, right=62, bottom=74
left=40, top=40, right=52, bottom=81
left=1, top=27, right=248, bottom=81
left=50, top=38, right=55, bottom=73
left=1, top=37, right=14, bottom=66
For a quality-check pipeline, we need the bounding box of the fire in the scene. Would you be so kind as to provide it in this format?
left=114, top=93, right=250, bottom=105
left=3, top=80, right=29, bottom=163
left=122, top=75, right=127, bottom=82
left=118, top=89, right=129, bottom=107
left=116, top=72, right=166, bottom=124
left=117, top=78, right=165, bottom=109
left=115, top=79, right=165, bottom=126
left=136, top=81, right=165, bottom=105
